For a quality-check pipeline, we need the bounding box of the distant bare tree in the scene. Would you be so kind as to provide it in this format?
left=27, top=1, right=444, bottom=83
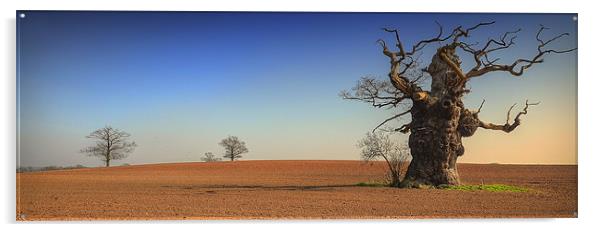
left=201, top=152, right=222, bottom=162
left=219, top=136, right=248, bottom=161
left=358, top=132, right=410, bottom=187
left=81, top=126, right=137, bottom=167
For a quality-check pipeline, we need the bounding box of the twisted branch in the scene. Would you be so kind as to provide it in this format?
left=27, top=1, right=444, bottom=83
left=379, top=22, right=456, bottom=99
left=479, top=100, right=539, bottom=133
left=465, top=25, right=576, bottom=78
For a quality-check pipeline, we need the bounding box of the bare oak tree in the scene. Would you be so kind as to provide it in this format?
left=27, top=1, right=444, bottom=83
left=81, top=126, right=137, bottom=167
left=219, top=136, right=248, bottom=161
left=358, top=132, right=410, bottom=187
left=342, top=22, right=575, bottom=188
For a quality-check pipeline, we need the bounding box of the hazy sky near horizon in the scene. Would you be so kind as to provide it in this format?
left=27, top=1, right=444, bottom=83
left=17, top=12, right=577, bottom=167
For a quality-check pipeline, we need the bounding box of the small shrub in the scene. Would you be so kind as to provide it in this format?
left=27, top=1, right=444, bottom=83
left=358, top=132, right=410, bottom=187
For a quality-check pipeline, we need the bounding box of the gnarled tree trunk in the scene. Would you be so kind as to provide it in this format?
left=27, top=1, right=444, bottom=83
left=401, top=47, right=479, bottom=187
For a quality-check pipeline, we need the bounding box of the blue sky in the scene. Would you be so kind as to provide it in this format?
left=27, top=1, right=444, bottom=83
left=17, top=12, right=577, bottom=166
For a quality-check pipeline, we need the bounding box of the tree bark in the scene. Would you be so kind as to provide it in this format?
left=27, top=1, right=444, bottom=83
left=401, top=46, right=479, bottom=188
left=106, top=150, right=111, bottom=167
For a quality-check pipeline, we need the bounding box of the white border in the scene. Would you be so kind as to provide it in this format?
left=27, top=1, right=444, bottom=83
left=2, top=0, right=599, bottom=231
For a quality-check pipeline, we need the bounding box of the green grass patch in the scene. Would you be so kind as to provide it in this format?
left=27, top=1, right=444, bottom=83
left=355, top=181, right=387, bottom=187
left=442, top=184, right=529, bottom=192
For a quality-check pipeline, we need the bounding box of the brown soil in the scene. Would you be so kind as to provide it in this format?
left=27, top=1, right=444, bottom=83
left=16, top=160, right=577, bottom=220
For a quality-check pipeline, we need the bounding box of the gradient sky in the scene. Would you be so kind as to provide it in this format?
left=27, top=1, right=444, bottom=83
left=17, top=12, right=577, bottom=167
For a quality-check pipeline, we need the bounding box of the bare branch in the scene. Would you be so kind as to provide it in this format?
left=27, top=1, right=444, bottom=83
left=372, top=109, right=412, bottom=133
left=479, top=100, right=539, bottom=133
left=453, top=21, right=496, bottom=43
left=457, top=28, right=521, bottom=76
left=476, top=99, right=485, bottom=114
left=377, top=34, right=411, bottom=93
left=340, top=77, right=407, bottom=109
left=395, top=122, right=413, bottom=134
left=465, top=25, right=576, bottom=78
left=382, top=28, right=405, bottom=57
left=505, top=103, right=517, bottom=125
left=407, top=21, right=447, bottom=55
left=482, top=28, right=521, bottom=52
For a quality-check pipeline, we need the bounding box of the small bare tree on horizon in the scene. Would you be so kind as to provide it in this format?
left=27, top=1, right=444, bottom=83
left=81, top=126, right=137, bottom=167
left=358, top=132, right=410, bottom=187
left=219, top=136, right=248, bottom=161
left=201, top=152, right=222, bottom=162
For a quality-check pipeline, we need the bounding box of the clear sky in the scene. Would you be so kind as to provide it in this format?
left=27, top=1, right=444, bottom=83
left=17, top=12, right=577, bottom=167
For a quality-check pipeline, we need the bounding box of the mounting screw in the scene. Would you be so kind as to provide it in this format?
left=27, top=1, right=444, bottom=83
left=19, top=13, right=26, bottom=18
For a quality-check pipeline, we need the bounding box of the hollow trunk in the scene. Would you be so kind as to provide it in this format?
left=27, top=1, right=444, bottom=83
left=400, top=46, right=480, bottom=188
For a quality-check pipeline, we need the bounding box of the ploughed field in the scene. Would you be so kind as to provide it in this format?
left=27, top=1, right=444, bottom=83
left=16, top=160, right=577, bottom=220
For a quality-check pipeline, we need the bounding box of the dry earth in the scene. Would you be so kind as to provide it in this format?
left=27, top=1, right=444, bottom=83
left=16, top=160, right=577, bottom=220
